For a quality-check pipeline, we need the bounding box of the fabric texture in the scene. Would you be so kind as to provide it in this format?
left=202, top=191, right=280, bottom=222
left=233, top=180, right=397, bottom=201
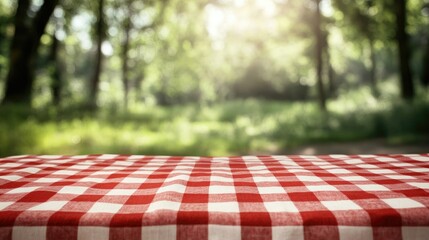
left=0, top=154, right=428, bottom=240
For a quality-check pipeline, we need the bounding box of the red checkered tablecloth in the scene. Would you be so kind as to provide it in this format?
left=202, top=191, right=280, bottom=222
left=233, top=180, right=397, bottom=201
left=0, top=154, right=429, bottom=240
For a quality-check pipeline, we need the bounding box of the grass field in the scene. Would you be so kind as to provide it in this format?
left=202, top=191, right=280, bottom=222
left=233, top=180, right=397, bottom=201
left=1, top=82, right=428, bottom=157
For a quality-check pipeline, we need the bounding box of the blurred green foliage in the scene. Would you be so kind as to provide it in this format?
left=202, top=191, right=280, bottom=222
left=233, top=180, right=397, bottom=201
left=0, top=0, right=428, bottom=155
left=1, top=80, right=428, bottom=157
left=2, top=0, right=427, bottom=108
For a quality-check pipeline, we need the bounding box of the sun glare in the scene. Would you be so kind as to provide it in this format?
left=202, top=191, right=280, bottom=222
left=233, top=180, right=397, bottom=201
left=205, top=0, right=278, bottom=46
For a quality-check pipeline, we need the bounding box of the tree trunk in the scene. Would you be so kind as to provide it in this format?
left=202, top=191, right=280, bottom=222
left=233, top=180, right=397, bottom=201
left=395, top=0, right=414, bottom=100
left=369, top=39, right=379, bottom=97
left=88, top=0, right=105, bottom=109
left=323, top=33, right=335, bottom=98
left=315, top=0, right=327, bottom=110
left=326, top=52, right=335, bottom=98
left=50, top=31, right=62, bottom=106
left=134, top=71, right=145, bottom=101
left=121, top=17, right=131, bottom=110
left=2, top=0, right=58, bottom=106
left=422, top=38, right=429, bottom=88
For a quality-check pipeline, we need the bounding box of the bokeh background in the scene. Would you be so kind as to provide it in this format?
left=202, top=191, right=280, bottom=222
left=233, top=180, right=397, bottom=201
left=0, top=0, right=428, bottom=157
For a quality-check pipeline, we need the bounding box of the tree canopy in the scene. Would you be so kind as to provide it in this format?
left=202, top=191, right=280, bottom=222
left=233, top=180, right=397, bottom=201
left=0, top=0, right=427, bottom=108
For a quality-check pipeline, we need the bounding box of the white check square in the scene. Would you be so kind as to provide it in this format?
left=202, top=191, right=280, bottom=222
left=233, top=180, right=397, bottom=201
left=344, top=159, right=364, bottom=164
left=382, top=198, right=424, bottom=209
left=0, top=202, right=14, bottom=210
left=385, top=175, right=415, bottom=180
left=338, top=226, right=373, bottom=240
left=78, top=227, right=109, bottom=240
left=272, top=226, right=304, bottom=240
left=0, top=163, right=20, bottom=168
left=210, top=176, right=233, bottom=182
left=54, top=170, right=78, bottom=175
left=402, top=227, right=429, bottom=240
left=106, top=189, right=137, bottom=196
left=327, top=169, right=351, bottom=174
left=92, top=171, right=114, bottom=176
left=79, top=177, right=105, bottom=183
left=13, top=226, right=47, bottom=240
left=248, top=166, right=267, bottom=171
left=243, top=156, right=260, bottom=161
left=375, top=157, right=397, bottom=162
left=34, top=178, right=62, bottom=183
left=70, top=155, right=88, bottom=159
left=356, top=184, right=389, bottom=191
left=368, top=169, right=395, bottom=174
left=97, top=154, right=118, bottom=159
left=307, top=185, right=337, bottom=192
left=115, top=161, right=134, bottom=166
left=134, top=170, right=154, bottom=175
left=166, top=175, right=190, bottom=182
left=300, top=155, right=319, bottom=159
left=174, top=170, right=192, bottom=175
left=253, top=176, right=279, bottom=182
left=296, top=176, right=323, bottom=182
left=339, top=176, right=368, bottom=181
left=121, top=177, right=145, bottom=183
left=157, top=184, right=187, bottom=194
left=50, top=160, right=69, bottom=164
left=258, top=186, right=286, bottom=194
left=72, top=164, right=90, bottom=170
left=408, top=168, right=429, bottom=173
left=391, top=162, right=413, bottom=167
left=29, top=201, right=68, bottom=211
left=208, top=225, right=241, bottom=240
left=175, top=166, right=193, bottom=171
left=0, top=175, right=22, bottom=181
left=289, top=169, right=309, bottom=173
left=88, top=202, right=123, bottom=213
left=264, top=201, right=299, bottom=213
left=357, top=164, right=377, bottom=169
left=208, top=202, right=240, bottom=213
left=20, top=167, right=40, bottom=174
left=104, top=166, right=125, bottom=170
left=321, top=200, right=362, bottom=211
left=319, top=165, right=337, bottom=169
left=147, top=201, right=181, bottom=212
left=58, top=186, right=88, bottom=195
left=209, top=185, right=235, bottom=194
left=8, top=187, right=39, bottom=194
left=409, top=182, right=429, bottom=189
left=410, top=156, right=429, bottom=162
left=142, top=225, right=176, bottom=240
left=279, top=161, right=298, bottom=166
left=312, top=162, right=330, bottom=166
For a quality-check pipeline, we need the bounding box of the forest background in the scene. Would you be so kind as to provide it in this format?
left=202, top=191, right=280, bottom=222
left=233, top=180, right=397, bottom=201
left=0, top=0, right=428, bottom=156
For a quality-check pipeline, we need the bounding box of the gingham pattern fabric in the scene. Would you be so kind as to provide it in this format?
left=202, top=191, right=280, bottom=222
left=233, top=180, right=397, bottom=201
left=0, top=154, right=429, bottom=240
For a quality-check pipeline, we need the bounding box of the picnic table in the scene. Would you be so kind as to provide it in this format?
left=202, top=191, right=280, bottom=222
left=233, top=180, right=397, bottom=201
left=0, top=154, right=428, bottom=240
